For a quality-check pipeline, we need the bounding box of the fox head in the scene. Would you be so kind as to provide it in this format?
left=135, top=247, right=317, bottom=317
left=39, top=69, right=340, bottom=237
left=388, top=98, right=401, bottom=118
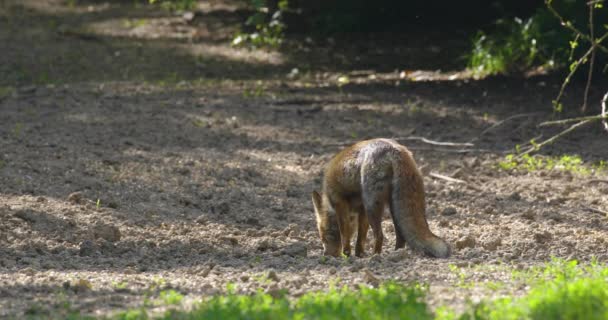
left=311, top=191, right=341, bottom=256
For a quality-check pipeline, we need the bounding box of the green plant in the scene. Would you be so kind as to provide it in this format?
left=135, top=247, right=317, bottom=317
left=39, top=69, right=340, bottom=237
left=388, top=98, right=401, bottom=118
left=467, top=0, right=603, bottom=77
left=468, top=16, right=549, bottom=76
left=158, top=290, right=184, bottom=305
left=232, top=0, right=288, bottom=48
left=148, top=0, right=196, bottom=11
left=498, top=154, right=600, bottom=175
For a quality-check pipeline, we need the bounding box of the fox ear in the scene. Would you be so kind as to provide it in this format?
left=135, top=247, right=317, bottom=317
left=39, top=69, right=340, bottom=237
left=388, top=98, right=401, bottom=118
left=311, top=191, right=323, bottom=218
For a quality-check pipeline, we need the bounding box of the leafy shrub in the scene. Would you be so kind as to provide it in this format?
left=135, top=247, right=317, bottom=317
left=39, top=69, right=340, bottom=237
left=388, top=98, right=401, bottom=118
left=232, top=0, right=288, bottom=48
left=148, top=0, right=196, bottom=11
left=468, top=0, right=607, bottom=76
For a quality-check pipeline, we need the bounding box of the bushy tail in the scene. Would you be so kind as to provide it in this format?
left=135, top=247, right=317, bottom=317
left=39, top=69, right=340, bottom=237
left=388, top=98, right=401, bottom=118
left=389, top=151, right=451, bottom=258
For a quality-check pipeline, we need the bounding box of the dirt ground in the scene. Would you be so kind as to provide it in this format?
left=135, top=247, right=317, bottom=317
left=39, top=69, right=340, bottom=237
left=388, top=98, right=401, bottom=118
left=1, top=0, right=607, bottom=318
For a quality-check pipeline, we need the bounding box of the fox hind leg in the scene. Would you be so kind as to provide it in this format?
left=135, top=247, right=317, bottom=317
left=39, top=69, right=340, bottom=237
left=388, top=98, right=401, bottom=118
left=355, top=211, right=368, bottom=257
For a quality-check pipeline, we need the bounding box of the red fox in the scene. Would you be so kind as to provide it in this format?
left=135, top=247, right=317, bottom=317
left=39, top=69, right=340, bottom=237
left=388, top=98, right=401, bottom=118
left=312, top=139, right=450, bottom=258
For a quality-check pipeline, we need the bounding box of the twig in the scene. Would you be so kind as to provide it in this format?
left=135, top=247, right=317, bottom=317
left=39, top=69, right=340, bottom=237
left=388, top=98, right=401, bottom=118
left=581, top=0, right=596, bottom=113
left=583, top=206, right=608, bottom=216
left=587, top=179, right=608, bottom=184
left=521, top=119, right=593, bottom=155
left=429, top=172, right=483, bottom=191
left=394, top=136, right=474, bottom=147
left=602, top=91, right=608, bottom=132
left=407, top=147, right=496, bottom=153
left=545, top=0, right=608, bottom=54
left=470, top=112, right=542, bottom=143
left=539, top=114, right=608, bottom=126
left=552, top=41, right=597, bottom=110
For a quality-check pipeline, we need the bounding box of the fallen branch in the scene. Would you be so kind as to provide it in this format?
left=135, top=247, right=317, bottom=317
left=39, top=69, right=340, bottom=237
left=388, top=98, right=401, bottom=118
left=602, top=91, right=608, bottom=132
left=521, top=119, right=593, bottom=156
left=395, top=136, right=474, bottom=147
left=587, top=179, right=608, bottom=184
left=429, top=172, right=483, bottom=191
left=325, top=135, right=474, bottom=148
left=470, top=112, right=542, bottom=143
left=546, top=0, right=608, bottom=54
left=539, top=114, right=608, bottom=126
left=583, top=206, right=608, bottom=216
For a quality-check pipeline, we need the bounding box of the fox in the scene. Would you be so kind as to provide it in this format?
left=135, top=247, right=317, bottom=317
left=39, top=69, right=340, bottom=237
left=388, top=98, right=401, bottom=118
left=311, top=138, right=450, bottom=258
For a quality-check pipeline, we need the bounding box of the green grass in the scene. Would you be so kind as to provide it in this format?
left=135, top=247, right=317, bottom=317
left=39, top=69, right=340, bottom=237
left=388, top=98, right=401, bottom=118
left=456, top=259, right=608, bottom=320
left=498, top=154, right=606, bottom=175
left=23, top=259, right=608, bottom=319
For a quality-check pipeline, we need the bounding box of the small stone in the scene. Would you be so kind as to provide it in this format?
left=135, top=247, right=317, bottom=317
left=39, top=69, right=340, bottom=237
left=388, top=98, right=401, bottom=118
left=212, top=202, right=230, bottom=215
left=72, top=279, right=92, bottom=293
left=441, top=207, right=457, bottom=216
left=455, top=235, right=476, bottom=250
left=508, top=192, right=521, bottom=201
left=93, top=223, right=121, bottom=242
left=220, top=236, right=238, bottom=246
left=482, top=238, right=502, bottom=251
left=265, top=285, right=287, bottom=298
left=13, top=209, right=38, bottom=223
left=240, top=275, right=250, bottom=282
left=199, top=266, right=212, bottom=277
left=387, top=248, right=409, bottom=262
left=282, top=242, right=307, bottom=257
left=369, top=254, right=382, bottom=264
left=79, top=240, right=98, bottom=256
left=67, top=192, right=84, bottom=204
left=267, top=270, right=279, bottom=282
left=521, top=210, right=535, bottom=220
left=362, top=269, right=380, bottom=287
left=256, top=239, right=277, bottom=252
left=465, top=157, right=480, bottom=168
left=533, top=231, right=552, bottom=244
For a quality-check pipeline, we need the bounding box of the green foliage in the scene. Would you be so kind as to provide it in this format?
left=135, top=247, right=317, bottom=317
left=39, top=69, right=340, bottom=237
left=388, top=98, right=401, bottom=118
left=468, top=0, right=606, bottom=76
left=232, top=0, right=288, bottom=48
left=468, top=16, right=553, bottom=76
left=456, top=259, right=608, bottom=320
left=498, top=153, right=603, bottom=175
left=29, top=260, right=608, bottom=319
left=148, top=0, right=196, bottom=11
left=158, top=290, right=184, bottom=305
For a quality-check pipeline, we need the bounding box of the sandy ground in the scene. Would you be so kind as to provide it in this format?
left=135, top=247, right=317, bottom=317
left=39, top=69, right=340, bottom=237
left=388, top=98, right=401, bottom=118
left=1, top=0, right=607, bottom=318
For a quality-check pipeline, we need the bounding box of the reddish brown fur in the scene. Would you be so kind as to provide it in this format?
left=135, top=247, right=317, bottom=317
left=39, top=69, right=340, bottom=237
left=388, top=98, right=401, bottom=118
left=312, top=139, right=450, bottom=258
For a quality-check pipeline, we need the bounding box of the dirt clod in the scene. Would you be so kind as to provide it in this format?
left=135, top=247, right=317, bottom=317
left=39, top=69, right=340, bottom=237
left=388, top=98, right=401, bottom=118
left=441, top=207, right=458, bottom=216
left=282, top=242, right=308, bottom=257
left=363, top=269, right=380, bottom=287
left=67, top=192, right=84, bottom=204
left=79, top=240, right=98, bottom=256
left=92, top=223, right=121, bottom=242
left=533, top=231, right=552, bottom=244
left=455, top=235, right=476, bottom=250
left=267, top=270, right=280, bottom=282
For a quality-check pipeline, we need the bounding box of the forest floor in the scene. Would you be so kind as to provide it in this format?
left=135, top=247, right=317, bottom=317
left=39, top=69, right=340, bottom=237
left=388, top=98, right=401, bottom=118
left=1, top=0, right=607, bottom=318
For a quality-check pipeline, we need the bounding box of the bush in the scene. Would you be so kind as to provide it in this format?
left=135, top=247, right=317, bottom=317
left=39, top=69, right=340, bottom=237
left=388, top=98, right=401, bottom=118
left=468, top=0, right=608, bottom=76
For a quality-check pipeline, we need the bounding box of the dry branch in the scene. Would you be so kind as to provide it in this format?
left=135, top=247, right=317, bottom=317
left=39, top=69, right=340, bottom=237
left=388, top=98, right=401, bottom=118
left=521, top=119, right=593, bottom=156
left=429, top=172, right=483, bottom=191
left=395, top=136, right=474, bottom=147
left=539, top=114, right=608, bottom=126
left=583, top=206, right=608, bottom=216
left=470, top=113, right=542, bottom=143
left=587, top=179, right=608, bottom=184
left=602, top=92, right=608, bottom=132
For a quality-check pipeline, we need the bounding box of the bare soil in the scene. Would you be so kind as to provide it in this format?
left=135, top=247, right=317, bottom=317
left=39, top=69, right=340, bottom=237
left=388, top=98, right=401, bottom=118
left=1, top=0, right=607, bottom=318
